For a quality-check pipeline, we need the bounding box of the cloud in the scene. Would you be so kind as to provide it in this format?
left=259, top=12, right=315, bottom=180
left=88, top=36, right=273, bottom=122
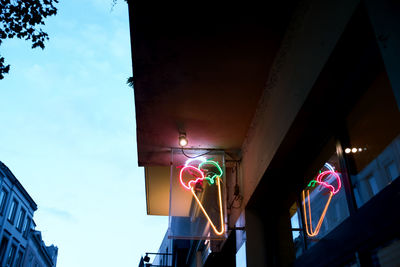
left=41, top=207, right=75, bottom=222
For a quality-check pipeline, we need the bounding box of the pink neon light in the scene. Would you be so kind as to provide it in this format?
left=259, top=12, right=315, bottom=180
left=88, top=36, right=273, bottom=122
left=315, top=171, right=341, bottom=195
left=179, top=166, right=205, bottom=190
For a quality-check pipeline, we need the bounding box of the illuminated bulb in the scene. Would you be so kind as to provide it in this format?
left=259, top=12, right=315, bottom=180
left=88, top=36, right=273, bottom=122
left=358, top=148, right=362, bottom=152
left=345, top=148, right=351, bottom=154
left=179, top=134, right=188, bottom=147
left=351, top=148, right=357, bottom=153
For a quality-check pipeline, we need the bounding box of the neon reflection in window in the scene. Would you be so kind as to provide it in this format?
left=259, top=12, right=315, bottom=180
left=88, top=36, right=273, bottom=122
left=302, top=163, right=342, bottom=237
left=179, top=158, right=225, bottom=236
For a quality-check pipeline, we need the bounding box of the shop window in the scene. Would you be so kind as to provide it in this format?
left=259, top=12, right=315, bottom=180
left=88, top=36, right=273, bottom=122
left=302, top=153, right=350, bottom=244
left=345, top=71, right=400, bottom=207
left=290, top=149, right=351, bottom=254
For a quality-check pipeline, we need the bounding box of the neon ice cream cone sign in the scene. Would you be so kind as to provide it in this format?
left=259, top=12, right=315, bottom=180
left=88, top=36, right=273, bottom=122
left=302, top=163, right=342, bottom=237
left=179, top=157, right=225, bottom=236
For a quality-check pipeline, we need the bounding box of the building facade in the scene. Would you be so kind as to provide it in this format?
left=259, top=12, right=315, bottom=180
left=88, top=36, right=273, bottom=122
left=22, top=230, right=58, bottom=267
left=0, top=162, right=57, bottom=267
left=128, top=0, right=400, bottom=266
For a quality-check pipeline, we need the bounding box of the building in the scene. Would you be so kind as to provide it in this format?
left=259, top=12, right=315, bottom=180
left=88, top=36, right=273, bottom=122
left=128, top=0, right=400, bottom=266
left=0, top=162, right=57, bottom=266
left=22, top=230, right=58, bottom=267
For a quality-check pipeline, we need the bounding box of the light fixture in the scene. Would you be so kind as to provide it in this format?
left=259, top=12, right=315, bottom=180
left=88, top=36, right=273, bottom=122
left=351, top=148, right=357, bottom=153
left=345, top=148, right=351, bottom=154
left=179, top=133, right=188, bottom=147
left=143, top=254, right=150, bottom=262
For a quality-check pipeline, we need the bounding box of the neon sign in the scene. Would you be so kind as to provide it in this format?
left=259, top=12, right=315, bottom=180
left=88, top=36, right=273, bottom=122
left=302, top=164, right=342, bottom=237
left=179, top=158, right=225, bottom=236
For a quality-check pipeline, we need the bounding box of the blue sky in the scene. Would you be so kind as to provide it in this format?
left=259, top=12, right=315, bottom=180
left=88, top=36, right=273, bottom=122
left=0, top=1, right=167, bottom=266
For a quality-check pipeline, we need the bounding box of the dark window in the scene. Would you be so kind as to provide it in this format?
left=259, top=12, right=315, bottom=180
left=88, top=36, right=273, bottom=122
left=0, top=189, right=8, bottom=215
left=0, top=236, right=9, bottom=263
left=16, top=209, right=26, bottom=231
left=5, top=244, right=16, bottom=267
left=14, top=250, right=23, bottom=267
left=23, top=217, right=31, bottom=238
left=345, top=71, right=400, bottom=207
left=7, top=199, right=18, bottom=224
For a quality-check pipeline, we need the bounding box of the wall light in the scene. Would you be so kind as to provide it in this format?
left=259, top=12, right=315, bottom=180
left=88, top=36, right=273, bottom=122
left=179, top=133, right=188, bottom=147
left=143, top=254, right=150, bottom=262
left=345, top=147, right=367, bottom=154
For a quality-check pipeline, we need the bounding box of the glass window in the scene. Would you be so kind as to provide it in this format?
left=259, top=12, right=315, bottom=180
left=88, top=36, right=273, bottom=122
left=290, top=149, right=351, bottom=256
left=0, top=189, right=8, bottom=215
left=7, top=200, right=18, bottom=223
left=14, top=250, right=23, bottom=267
left=289, top=202, right=304, bottom=257
left=5, top=244, right=16, bottom=267
left=345, top=71, right=400, bottom=207
left=236, top=241, right=247, bottom=267
left=291, top=147, right=351, bottom=255
left=23, top=217, right=31, bottom=238
left=301, top=153, right=350, bottom=244
left=16, top=209, right=26, bottom=231
left=0, top=236, right=9, bottom=263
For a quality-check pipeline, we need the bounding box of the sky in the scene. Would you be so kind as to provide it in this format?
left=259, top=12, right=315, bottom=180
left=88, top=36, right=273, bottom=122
left=0, top=1, right=168, bottom=266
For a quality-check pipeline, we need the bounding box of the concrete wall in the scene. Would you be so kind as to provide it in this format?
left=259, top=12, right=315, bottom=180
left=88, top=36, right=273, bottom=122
left=239, top=0, right=360, bottom=219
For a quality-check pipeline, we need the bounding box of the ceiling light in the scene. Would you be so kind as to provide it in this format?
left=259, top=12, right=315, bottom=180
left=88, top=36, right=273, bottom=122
left=179, top=133, right=188, bottom=147
left=345, top=148, right=351, bottom=154
left=352, top=148, right=357, bottom=153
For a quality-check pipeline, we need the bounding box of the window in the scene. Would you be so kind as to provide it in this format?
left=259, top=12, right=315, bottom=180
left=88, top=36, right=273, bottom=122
left=23, top=217, right=31, bottom=238
left=0, top=189, right=8, bottom=216
left=290, top=149, right=350, bottom=254
left=345, top=71, right=400, bottom=207
left=236, top=241, right=247, bottom=267
left=5, top=244, right=16, bottom=267
left=302, top=153, right=349, bottom=242
left=0, top=236, right=9, bottom=263
left=16, top=209, right=26, bottom=231
left=7, top=199, right=18, bottom=224
left=289, top=202, right=304, bottom=258
left=14, top=250, right=23, bottom=267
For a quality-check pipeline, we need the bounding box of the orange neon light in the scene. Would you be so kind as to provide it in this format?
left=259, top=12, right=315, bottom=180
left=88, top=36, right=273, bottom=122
left=302, top=190, right=333, bottom=237
left=190, top=176, right=225, bottom=236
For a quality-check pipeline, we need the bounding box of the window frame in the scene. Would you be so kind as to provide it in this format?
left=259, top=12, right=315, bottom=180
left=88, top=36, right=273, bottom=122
left=5, top=243, right=16, bottom=267
left=16, top=208, right=26, bottom=232
left=0, top=189, right=8, bottom=216
left=7, top=199, right=18, bottom=224
left=23, top=217, right=31, bottom=239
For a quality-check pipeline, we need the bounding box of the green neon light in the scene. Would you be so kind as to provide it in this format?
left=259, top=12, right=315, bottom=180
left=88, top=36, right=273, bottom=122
left=198, top=160, right=224, bottom=185
left=307, top=180, right=318, bottom=187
